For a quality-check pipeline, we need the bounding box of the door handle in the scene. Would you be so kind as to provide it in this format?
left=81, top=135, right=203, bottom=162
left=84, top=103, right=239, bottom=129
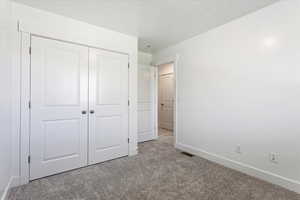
left=81, top=110, right=87, bottom=114
left=90, top=110, right=95, bottom=114
left=161, top=104, right=164, bottom=106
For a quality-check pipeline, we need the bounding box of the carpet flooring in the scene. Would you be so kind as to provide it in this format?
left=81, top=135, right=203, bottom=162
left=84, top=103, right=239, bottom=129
left=8, top=135, right=300, bottom=200
left=158, top=128, right=173, bottom=136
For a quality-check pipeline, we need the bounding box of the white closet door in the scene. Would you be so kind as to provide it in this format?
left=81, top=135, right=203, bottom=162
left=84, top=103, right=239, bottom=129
left=30, top=37, right=89, bottom=180
left=138, top=64, right=156, bottom=142
left=88, top=48, right=129, bottom=165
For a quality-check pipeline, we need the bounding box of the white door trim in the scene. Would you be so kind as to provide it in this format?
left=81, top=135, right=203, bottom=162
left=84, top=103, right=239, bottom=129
left=154, top=55, right=179, bottom=145
left=18, top=32, right=134, bottom=185
left=20, top=32, right=31, bottom=185
left=154, top=67, right=159, bottom=139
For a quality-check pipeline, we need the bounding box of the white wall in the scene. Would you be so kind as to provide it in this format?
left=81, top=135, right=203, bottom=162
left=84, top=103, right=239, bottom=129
left=138, top=51, right=152, bottom=65
left=154, top=0, right=300, bottom=193
left=0, top=0, right=12, bottom=197
left=11, top=2, right=138, bottom=185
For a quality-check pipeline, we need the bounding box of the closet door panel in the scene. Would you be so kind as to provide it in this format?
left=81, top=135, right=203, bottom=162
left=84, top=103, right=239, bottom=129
left=89, top=48, right=129, bottom=165
left=30, top=36, right=89, bottom=180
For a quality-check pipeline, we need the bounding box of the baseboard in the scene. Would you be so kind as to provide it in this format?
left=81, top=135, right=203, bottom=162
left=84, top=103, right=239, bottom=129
left=129, top=148, right=138, bottom=156
left=10, top=176, right=20, bottom=188
left=175, top=142, right=300, bottom=194
left=0, top=176, right=18, bottom=200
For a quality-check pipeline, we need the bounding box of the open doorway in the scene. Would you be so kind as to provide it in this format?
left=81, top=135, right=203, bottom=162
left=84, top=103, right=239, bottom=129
left=158, top=62, right=175, bottom=137
left=137, top=52, right=176, bottom=144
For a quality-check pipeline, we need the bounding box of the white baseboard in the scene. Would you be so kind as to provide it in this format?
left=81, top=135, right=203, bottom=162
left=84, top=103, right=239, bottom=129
left=129, top=147, right=138, bottom=156
left=10, top=176, right=20, bottom=188
left=0, top=176, right=19, bottom=200
left=175, top=142, right=300, bottom=194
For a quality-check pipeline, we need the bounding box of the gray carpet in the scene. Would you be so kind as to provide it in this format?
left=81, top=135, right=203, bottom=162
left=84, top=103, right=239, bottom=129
left=8, top=136, right=300, bottom=200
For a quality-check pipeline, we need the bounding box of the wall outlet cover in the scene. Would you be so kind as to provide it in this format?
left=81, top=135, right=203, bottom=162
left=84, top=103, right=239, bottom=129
left=269, top=153, right=279, bottom=164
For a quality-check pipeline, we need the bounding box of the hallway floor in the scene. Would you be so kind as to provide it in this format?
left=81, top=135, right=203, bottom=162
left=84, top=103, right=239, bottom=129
left=8, top=135, right=300, bottom=200
left=158, top=128, right=173, bottom=136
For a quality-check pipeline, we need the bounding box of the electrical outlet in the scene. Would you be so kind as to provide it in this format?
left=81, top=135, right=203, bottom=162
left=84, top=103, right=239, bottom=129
left=235, top=145, right=242, bottom=154
left=269, top=153, right=279, bottom=164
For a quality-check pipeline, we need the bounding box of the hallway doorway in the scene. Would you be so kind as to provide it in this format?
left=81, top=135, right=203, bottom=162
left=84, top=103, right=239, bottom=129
left=158, top=62, right=174, bottom=136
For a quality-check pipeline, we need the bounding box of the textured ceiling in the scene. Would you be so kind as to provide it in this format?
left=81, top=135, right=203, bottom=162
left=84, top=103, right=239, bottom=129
left=13, top=0, right=280, bottom=52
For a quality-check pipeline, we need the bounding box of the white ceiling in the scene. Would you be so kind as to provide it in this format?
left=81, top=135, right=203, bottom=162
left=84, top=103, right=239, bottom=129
left=13, top=0, right=279, bottom=52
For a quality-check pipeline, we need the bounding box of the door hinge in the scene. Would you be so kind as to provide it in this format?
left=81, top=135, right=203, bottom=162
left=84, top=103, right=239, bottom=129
left=28, top=156, right=31, bottom=164
left=128, top=138, right=130, bottom=143
left=28, top=101, right=31, bottom=109
left=128, top=63, right=130, bottom=69
left=29, top=47, right=31, bottom=55
left=128, top=100, right=130, bottom=106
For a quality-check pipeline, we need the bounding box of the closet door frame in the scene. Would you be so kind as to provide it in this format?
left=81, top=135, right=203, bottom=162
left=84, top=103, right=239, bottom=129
left=19, top=32, right=132, bottom=185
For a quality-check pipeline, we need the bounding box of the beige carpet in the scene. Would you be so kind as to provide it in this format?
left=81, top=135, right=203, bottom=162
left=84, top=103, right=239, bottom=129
left=8, top=135, right=300, bottom=200
left=158, top=128, right=173, bottom=136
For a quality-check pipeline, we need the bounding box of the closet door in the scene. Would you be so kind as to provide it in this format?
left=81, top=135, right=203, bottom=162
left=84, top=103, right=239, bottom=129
left=88, top=48, right=129, bottom=165
left=30, top=36, right=89, bottom=180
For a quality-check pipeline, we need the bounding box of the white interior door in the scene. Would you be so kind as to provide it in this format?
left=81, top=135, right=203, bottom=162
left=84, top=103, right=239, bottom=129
left=30, top=36, right=89, bottom=180
left=159, top=74, right=174, bottom=130
left=138, top=64, right=157, bottom=142
left=88, top=48, right=129, bottom=165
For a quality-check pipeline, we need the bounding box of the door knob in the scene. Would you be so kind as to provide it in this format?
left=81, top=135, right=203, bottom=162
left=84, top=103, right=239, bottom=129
left=90, top=110, right=95, bottom=114
left=161, top=104, right=164, bottom=106
left=81, top=111, right=87, bottom=114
